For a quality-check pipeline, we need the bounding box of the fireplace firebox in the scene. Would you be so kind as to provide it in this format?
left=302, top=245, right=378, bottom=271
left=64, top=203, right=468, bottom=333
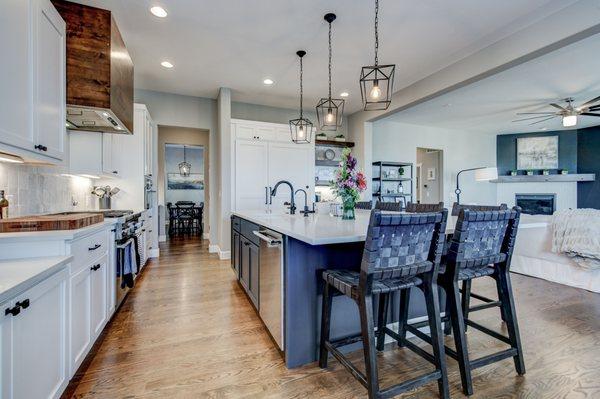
left=515, top=194, right=556, bottom=215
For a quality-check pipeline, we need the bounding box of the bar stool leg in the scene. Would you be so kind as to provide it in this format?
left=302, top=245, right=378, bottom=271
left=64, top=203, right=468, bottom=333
left=423, top=273, right=450, bottom=399
left=376, top=293, right=389, bottom=351
left=443, top=292, right=452, bottom=335
left=461, top=280, right=472, bottom=331
left=397, top=289, right=410, bottom=347
left=494, top=276, right=508, bottom=322
left=358, top=293, right=379, bottom=399
left=496, top=268, right=526, bottom=375
left=447, top=280, right=473, bottom=396
left=319, top=282, right=333, bottom=369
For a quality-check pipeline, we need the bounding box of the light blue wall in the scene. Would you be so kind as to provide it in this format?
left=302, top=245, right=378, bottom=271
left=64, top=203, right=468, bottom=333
left=164, top=145, right=205, bottom=205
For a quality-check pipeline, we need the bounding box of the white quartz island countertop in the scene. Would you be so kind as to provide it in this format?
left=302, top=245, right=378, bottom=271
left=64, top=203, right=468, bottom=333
left=0, top=256, right=72, bottom=303
left=233, top=210, right=547, bottom=246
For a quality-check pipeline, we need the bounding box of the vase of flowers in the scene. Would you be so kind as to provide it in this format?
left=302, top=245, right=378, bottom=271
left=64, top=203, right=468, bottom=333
left=331, top=148, right=367, bottom=220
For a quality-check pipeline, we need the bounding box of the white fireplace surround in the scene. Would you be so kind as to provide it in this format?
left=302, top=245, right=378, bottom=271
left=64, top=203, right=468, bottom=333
left=496, top=182, right=577, bottom=211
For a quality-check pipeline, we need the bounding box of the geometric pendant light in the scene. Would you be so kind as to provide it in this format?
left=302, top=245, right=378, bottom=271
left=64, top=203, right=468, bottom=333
left=316, top=13, right=344, bottom=131
left=178, top=145, right=191, bottom=176
left=360, top=0, right=395, bottom=111
left=289, top=50, right=314, bottom=144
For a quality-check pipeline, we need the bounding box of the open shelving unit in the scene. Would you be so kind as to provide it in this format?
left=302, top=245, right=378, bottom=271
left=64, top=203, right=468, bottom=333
left=314, top=139, right=355, bottom=188
left=372, top=161, right=413, bottom=206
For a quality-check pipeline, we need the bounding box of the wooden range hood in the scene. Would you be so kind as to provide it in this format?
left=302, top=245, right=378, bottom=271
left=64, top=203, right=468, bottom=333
left=52, top=0, right=133, bottom=134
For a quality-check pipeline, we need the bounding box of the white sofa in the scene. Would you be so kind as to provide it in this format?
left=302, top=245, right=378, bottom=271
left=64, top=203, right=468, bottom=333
left=512, top=215, right=600, bottom=293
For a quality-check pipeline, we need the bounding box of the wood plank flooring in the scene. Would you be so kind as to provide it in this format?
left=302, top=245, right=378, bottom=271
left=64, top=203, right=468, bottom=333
left=63, top=236, right=600, bottom=398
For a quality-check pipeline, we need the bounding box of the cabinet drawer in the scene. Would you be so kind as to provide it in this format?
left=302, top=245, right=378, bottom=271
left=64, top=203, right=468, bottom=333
left=241, top=219, right=260, bottom=245
left=70, top=229, right=109, bottom=273
left=232, top=216, right=241, bottom=232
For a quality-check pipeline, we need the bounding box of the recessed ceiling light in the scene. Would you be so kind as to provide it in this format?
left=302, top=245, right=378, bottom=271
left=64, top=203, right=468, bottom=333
left=150, top=6, right=168, bottom=18
left=161, top=61, right=174, bottom=68
left=340, top=92, right=349, bottom=97
left=263, top=78, right=274, bottom=85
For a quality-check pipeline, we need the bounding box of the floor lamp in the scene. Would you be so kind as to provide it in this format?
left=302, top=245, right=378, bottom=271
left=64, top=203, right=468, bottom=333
left=455, top=166, right=498, bottom=204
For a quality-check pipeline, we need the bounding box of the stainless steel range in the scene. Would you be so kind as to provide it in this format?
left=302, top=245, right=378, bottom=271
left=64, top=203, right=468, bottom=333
left=103, top=210, right=145, bottom=308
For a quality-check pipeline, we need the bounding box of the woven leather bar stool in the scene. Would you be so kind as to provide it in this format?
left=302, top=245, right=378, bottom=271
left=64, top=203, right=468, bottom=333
left=319, top=210, right=449, bottom=399
left=406, top=207, right=525, bottom=396
left=405, top=202, right=445, bottom=213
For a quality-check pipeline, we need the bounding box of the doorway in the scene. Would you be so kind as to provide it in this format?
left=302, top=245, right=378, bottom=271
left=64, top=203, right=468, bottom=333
left=158, top=126, right=210, bottom=240
left=416, top=148, right=443, bottom=204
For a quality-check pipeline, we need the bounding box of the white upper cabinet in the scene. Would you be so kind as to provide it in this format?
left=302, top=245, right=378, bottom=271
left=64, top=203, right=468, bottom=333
left=0, top=0, right=66, bottom=162
left=235, top=140, right=269, bottom=211
left=33, top=0, right=66, bottom=160
left=0, top=0, right=35, bottom=152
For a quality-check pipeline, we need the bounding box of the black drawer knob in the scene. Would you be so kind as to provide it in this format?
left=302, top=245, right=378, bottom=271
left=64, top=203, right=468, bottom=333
left=90, top=264, right=101, bottom=271
left=5, top=305, right=20, bottom=316
left=88, top=244, right=101, bottom=251
left=16, top=299, right=30, bottom=309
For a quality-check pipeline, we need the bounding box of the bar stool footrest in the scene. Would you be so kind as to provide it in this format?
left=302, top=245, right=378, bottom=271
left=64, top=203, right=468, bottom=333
left=330, top=333, right=363, bottom=349
left=471, top=348, right=518, bottom=370
left=465, top=319, right=511, bottom=344
left=378, top=370, right=442, bottom=399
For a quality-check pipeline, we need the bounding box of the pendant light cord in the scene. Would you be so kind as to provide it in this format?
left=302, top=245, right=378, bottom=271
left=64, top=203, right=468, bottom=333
left=374, top=0, right=379, bottom=66
left=299, top=55, right=304, bottom=118
left=328, top=20, right=332, bottom=100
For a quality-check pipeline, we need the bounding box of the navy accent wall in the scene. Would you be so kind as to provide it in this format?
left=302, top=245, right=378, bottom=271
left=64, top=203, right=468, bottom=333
left=577, top=126, right=600, bottom=209
left=496, top=131, right=578, bottom=176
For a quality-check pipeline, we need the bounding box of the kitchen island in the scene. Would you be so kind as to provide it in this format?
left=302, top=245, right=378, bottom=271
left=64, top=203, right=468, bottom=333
left=231, top=209, right=436, bottom=368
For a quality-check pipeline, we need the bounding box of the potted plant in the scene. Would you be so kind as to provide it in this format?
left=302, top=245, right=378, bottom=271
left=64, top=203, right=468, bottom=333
left=542, top=170, right=550, bottom=176
left=561, top=169, right=569, bottom=175
left=316, top=132, right=327, bottom=140
left=334, top=134, right=346, bottom=142
left=331, top=148, right=366, bottom=220
left=526, top=170, right=535, bottom=176
left=398, top=167, right=405, bottom=176
left=510, top=170, right=518, bottom=176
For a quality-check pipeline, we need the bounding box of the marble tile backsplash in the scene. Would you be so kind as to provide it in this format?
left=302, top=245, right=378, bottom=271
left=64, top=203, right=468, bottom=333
left=0, top=162, right=96, bottom=218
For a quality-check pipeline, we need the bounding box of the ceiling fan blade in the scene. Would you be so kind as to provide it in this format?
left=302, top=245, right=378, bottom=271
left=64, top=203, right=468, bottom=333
left=580, top=112, right=600, bottom=117
left=512, top=115, right=558, bottom=122
left=580, top=95, right=600, bottom=108
left=550, top=103, right=567, bottom=111
left=516, top=112, right=556, bottom=115
left=529, top=116, right=558, bottom=125
left=588, top=105, right=600, bottom=111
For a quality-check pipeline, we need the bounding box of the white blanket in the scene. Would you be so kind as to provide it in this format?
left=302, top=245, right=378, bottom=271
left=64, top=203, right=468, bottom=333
left=551, top=209, right=600, bottom=270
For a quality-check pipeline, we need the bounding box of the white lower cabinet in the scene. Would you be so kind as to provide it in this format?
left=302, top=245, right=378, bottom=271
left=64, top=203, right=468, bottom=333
left=69, top=266, right=91, bottom=374
left=69, top=253, right=108, bottom=376
left=2, top=268, right=69, bottom=399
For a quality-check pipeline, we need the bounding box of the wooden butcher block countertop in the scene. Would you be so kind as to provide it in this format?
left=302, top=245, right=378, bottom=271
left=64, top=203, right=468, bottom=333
left=0, top=213, right=104, bottom=233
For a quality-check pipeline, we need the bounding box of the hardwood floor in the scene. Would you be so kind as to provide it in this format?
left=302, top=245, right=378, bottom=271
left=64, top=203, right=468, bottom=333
left=63, top=236, right=600, bottom=398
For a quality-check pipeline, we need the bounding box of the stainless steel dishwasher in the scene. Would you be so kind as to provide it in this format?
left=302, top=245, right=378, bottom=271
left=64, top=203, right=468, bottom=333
left=253, top=228, right=284, bottom=350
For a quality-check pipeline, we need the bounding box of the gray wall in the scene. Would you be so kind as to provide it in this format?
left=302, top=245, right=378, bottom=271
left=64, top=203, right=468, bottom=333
left=577, top=126, right=600, bottom=209
left=164, top=145, right=204, bottom=205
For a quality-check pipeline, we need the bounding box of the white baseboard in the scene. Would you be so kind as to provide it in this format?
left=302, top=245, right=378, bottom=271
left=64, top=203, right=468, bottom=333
left=149, top=248, right=160, bottom=258
left=208, top=244, right=219, bottom=253
left=219, top=250, right=231, bottom=260
left=203, top=233, right=210, bottom=240
left=158, top=235, right=166, bottom=242
left=208, top=243, right=230, bottom=260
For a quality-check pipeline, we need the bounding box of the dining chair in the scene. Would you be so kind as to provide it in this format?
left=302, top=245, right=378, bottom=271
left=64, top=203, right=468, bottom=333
left=319, top=209, right=449, bottom=399
left=451, top=202, right=508, bottom=216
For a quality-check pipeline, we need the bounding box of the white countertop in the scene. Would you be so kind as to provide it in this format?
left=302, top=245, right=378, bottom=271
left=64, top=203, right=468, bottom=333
left=0, top=256, right=72, bottom=303
left=233, top=210, right=548, bottom=246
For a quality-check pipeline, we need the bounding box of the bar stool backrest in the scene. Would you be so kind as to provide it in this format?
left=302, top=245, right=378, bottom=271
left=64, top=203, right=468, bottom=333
left=361, top=210, right=447, bottom=284
left=405, top=202, right=444, bottom=213
left=356, top=201, right=373, bottom=210
left=374, top=201, right=402, bottom=212
left=447, top=207, right=521, bottom=272
left=451, top=202, right=508, bottom=216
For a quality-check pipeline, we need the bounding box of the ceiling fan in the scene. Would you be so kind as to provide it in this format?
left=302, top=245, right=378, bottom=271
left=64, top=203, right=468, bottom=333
left=513, top=96, right=600, bottom=127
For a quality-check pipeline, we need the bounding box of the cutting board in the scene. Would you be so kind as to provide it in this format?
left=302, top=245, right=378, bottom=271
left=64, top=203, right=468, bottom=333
left=0, top=213, right=104, bottom=233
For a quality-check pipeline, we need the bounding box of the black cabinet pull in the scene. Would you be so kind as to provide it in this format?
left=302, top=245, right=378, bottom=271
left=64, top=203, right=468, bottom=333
left=34, top=144, right=47, bottom=151
left=88, top=243, right=101, bottom=251
left=90, top=264, right=101, bottom=271
left=16, top=299, right=30, bottom=309
left=5, top=305, right=20, bottom=316
left=112, top=170, right=118, bottom=174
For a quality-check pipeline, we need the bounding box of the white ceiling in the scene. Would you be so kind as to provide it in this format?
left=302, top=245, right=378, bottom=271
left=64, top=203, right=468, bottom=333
left=73, top=0, right=577, bottom=113
left=385, top=33, right=600, bottom=133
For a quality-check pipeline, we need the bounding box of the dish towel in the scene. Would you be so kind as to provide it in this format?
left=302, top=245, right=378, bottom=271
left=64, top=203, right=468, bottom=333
left=121, top=240, right=138, bottom=288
